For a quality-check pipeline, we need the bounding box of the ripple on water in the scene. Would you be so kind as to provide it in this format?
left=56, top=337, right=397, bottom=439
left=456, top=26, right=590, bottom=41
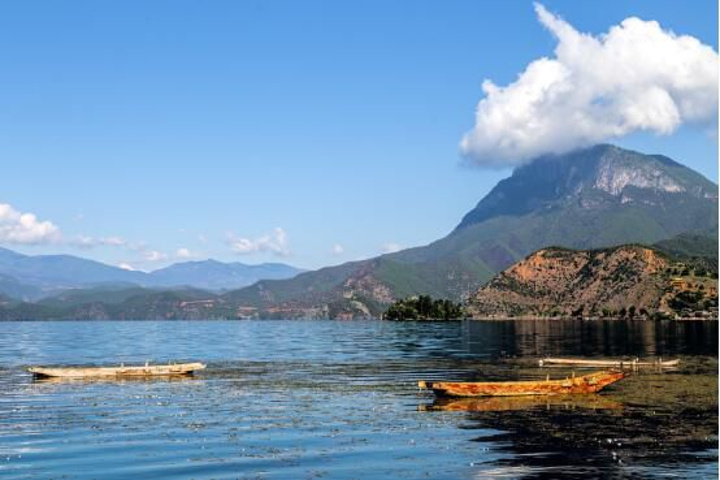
left=0, top=319, right=716, bottom=479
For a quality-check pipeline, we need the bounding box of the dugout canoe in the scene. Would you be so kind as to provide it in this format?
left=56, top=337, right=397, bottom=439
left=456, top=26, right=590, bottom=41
left=28, top=362, right=206, bottom=379
left=417, top=370, right=626, bottom=397
left=538, top=357, right=680, bottom=368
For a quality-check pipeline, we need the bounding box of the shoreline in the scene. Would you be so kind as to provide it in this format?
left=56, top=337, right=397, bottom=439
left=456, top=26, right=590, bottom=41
left=0, top=316, right=718, bottom=322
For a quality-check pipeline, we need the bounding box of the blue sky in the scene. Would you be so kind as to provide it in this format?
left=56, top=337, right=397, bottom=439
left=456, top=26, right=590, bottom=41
left=1, top=1, right=717, bottom=270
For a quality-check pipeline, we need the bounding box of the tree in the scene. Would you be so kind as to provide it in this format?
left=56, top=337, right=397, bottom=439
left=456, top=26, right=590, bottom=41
left=383, top=295, right=466, bottom=321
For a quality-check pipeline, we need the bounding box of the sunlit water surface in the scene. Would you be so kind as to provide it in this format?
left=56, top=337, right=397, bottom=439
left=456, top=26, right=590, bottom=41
left=0, top=320, right=716, bottom=480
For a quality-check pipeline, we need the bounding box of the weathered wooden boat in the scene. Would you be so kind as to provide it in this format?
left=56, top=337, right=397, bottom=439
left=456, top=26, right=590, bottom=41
left=419, top=394, right=623, bottom=412
left=28, top=362, right=206, bottom=379
left=32, top=374, right=199, bottom=384
left=538, top=357, right=680, bottom=368
left=417, top=370, right=626, bottom=397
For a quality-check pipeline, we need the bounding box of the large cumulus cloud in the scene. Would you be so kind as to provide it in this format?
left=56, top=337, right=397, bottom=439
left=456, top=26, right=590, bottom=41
left=460, top=3, right=718, bottom=167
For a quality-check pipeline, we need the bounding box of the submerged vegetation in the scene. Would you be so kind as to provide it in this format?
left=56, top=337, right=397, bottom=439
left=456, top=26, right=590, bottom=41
left=383, top=295, right=465, bottom=321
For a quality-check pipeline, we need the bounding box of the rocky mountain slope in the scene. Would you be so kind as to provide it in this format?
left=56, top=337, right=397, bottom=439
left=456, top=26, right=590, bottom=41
left=0, top=233, right=715, bottom=321
left=1, top=144, right=715, bottom=320
left=217, top=144, right=718, bottom=317
left=466, top=245, right=717, bottom=319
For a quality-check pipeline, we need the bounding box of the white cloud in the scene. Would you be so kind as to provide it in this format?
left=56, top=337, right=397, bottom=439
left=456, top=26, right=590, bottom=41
left=0, top=203, right=61, bottom=245
left=143, top=250, right=169, bottom=262
left=331, top=244, right=344, bottom=255
left=380, top=242, right=402, bottom=254
left=100, top=236, right=127, bottom=247
left=118, top=262, right=136, bottom=271
left=0, top=201, right=179, bottom=268
left=460, top=3, right=719, bottom=167
left=71, top=235, right=95, bottom=248
left=176, top=247, right=193, bottom=259
left=228, top=227, right=290, bottom=257
left=70, top=235, right=129, bottom=249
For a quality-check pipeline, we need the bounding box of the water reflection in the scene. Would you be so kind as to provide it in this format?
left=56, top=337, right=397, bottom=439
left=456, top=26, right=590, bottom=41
left=420, top=394, right=623, bottom=412
left=462, top=319, right=718, bottom=358
left=427, top=366, right=718, bottom=479
left=0, top=319, right=716, bottom=480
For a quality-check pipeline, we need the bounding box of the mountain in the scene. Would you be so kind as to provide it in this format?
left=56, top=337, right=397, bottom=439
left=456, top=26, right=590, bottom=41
left=466, top=245, right=718, bottom=319
left=456, top=144, right=717, bottom=232
left=0, top=287, right=222, bottom=321
left=0, top=247, right=147, bottom=288
left=654, top=231, right=719, bottom=260
left=0, top=247, right=303, bottom=299
left=148, top=260, right=305, bottom=291
left=220, top=144, right=718, bottom=318
left=0, top=144, right=716, bottom=320
left=0, top=273, right=44, bottom=301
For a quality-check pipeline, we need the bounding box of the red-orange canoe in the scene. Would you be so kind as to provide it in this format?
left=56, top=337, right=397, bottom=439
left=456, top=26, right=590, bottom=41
left=417, top=370, right=626, bottom=397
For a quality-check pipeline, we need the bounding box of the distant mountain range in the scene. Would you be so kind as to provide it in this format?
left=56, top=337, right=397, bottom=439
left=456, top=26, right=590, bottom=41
left=0, top=249, right=305, bottom=300
left=0, top=232, right=715, bottom=321
left=0, top=144, right=716, bottom=320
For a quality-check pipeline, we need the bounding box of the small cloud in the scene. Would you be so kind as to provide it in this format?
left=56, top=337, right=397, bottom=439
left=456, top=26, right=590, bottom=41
left=100, top=236, right=127, bottom=247
left=143, top=250, right=169, bottom=262
left=331, top=244, right=344, bottom=256
left=69, top=235, right=128, bottom=249
left=228, top=227, right=290, bottom=257
left=460, top=3, right=719, bottom=167
left=118, top=262, right=136, bottom=271
left=176, top=247, right=194, bottom=259
left=380, top=242, right=402, bottom=254
left=71, top=235, right=96, bottom=248
left=198, top=234, right=208, bottom=244
left=0, top=203, right=62, bottom=245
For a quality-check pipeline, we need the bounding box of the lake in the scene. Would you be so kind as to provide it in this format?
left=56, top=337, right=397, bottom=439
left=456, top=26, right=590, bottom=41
left=0, top=320, right=717, bottom=480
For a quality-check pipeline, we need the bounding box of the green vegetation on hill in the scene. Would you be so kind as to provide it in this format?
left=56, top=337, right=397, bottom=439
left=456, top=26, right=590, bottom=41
left=467, top=244, right=718, bottom=320
left=211, top=145, right=718, bottom=317
left=654, top=232, right=718, bottom=276
left=383, top=295, right=465, bottom=321
left=0, top=145, right=716, bottom=320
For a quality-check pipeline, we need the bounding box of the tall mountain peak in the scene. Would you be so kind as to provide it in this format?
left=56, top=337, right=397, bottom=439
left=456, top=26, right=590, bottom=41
left=456, top=144, right=717, bottom=230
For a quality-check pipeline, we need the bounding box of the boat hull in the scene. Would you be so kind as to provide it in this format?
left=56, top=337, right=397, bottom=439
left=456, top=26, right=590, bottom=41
left=539, top=358, right=679, bottom=368
left=28, top=362, right=206, bottom=378
left=418, top=371, right=626, bottom=397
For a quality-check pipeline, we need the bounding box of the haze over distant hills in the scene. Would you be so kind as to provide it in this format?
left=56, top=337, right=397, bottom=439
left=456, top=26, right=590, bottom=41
left=0, top=144, right=716, bottom=319
left=0, top=249, right=304, bottom=300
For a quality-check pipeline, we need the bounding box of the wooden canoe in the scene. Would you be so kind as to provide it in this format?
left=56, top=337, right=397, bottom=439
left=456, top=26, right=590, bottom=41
left=33, top=374, right=199, bottom=384
left=28, top=362, right=206, bottom=378
left=538, top=357, right=680, bottom=368
left=417, top=370, right=626, bottom=397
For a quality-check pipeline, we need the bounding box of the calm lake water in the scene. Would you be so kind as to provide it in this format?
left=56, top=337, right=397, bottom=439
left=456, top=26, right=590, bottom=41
left=0, top=320, right=717, bottom=480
